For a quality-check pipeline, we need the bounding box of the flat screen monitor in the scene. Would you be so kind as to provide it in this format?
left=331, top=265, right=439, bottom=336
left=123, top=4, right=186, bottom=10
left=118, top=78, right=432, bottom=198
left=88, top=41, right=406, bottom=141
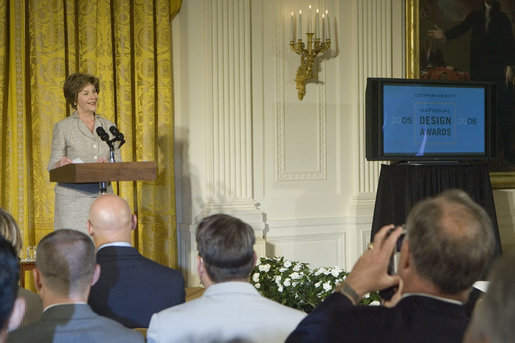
left=366, top=77, right=496, bottom=161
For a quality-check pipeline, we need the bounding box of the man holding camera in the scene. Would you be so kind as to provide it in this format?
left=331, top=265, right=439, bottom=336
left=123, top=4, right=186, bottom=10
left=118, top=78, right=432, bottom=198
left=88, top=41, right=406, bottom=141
left=287, top=189, right=495, bottom=343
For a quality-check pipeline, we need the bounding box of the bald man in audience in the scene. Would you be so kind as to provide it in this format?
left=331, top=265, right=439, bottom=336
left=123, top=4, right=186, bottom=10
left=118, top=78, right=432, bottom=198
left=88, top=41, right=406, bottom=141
left=7, top=229, right=142, bottom=343
left=87, top=194, right=185, bottom=328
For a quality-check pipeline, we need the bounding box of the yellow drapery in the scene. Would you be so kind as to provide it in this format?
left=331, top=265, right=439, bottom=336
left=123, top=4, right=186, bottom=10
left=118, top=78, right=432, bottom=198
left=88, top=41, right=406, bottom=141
left=0, top=0, right=181, bottom=268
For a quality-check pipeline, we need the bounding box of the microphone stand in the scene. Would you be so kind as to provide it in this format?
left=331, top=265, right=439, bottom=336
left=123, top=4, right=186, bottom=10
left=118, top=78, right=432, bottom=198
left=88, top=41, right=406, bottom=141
left=97, top=127, right=125, bottom=194
left=99, top=143, right=115, bottom=194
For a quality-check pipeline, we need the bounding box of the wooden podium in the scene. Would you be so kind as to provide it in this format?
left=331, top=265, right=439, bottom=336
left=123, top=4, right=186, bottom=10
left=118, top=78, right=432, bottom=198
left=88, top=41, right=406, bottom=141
left=49, top=161, right=157, bottom=183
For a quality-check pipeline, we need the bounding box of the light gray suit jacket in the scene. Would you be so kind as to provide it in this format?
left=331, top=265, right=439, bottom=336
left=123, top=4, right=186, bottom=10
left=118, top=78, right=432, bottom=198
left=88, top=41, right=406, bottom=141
left=7, top=303, right=143, bottom=343
left=147, top=281, right=307, bottom=343
left=48, top=112, right=122, bottom=231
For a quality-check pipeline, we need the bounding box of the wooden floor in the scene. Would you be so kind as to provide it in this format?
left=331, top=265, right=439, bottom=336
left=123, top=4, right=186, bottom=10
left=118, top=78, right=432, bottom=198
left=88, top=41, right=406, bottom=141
left=185, top=287, right=205, bottom=301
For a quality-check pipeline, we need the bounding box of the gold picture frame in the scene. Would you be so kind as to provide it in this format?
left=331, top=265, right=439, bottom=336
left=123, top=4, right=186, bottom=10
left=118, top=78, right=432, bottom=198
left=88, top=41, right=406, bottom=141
left=405, top=0, right=515, bottom=189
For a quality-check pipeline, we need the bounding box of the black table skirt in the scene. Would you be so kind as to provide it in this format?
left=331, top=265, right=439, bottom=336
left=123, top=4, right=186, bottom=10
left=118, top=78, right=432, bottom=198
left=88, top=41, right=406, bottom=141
left=371, top=163, right=502, bottom=256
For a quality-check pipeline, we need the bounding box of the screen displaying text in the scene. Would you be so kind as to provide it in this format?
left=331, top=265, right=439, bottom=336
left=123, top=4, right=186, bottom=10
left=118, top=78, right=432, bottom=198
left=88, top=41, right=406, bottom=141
left=383, top=84, right=485, bottom=156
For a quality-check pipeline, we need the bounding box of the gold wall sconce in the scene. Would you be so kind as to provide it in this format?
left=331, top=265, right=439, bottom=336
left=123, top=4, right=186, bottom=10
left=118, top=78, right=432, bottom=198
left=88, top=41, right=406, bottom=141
left=290, top=6, right=331, bottom=100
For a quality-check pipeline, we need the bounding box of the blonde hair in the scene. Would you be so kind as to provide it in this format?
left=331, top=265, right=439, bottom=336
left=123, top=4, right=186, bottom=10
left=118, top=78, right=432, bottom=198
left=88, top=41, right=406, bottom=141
left=0, top=208, right=22, bottom=256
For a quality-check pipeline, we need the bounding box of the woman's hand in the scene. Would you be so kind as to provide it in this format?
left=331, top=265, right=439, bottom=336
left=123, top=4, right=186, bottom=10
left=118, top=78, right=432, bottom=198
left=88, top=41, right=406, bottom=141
left=55, top=156, right=73, bottom=168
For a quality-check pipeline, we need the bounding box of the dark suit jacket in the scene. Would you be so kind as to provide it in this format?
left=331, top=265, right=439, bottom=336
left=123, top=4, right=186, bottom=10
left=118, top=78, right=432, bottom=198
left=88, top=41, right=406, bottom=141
left=88, top=246, right=185, bottom=328
left=286, top=293, right=469, bottom=343
left=444, top=1, right=515, bottom=83
left=7, top=303, right=143, bottom=343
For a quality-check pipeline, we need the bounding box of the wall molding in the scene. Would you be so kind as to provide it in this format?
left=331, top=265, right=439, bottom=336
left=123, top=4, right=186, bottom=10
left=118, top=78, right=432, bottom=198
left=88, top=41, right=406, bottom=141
left=275, top=0, right=327, bottom=181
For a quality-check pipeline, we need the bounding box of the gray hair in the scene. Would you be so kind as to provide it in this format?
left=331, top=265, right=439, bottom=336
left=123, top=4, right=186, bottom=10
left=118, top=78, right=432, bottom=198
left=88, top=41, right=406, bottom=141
left=196, top=214, right=255, bottom=283
left=406, top=189, right=494, bottom=294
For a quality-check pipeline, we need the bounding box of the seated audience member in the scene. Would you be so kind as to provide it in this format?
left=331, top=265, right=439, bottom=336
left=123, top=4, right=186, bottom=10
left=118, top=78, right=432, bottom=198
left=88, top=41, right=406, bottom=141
left=287, top=189, right=495, bottom=343
left=7, top=229, right=143, bottom=343
left=463, top=253, right=515, bottom=343
left=0, top=208, right=43, bottom=329
left=87, top=194, right=185, bottom=328
left=0, top=237, right=25, bottom=343
left=147, top=214, right=306, bottom=343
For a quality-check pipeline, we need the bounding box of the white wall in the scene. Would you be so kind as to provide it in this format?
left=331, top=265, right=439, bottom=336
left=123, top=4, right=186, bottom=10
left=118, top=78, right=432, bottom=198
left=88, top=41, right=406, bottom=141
left=172, top=0, right=515, bottom=286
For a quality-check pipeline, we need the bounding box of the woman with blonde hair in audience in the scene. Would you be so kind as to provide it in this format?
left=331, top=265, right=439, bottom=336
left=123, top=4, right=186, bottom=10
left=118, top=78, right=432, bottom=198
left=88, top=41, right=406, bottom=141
left=0, top=208, right=42, bottom=330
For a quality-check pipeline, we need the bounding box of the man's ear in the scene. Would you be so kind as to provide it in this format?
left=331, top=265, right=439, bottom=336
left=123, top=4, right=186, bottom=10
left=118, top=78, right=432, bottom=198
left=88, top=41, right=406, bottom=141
left=33, top=268, right=43, bottom=292
left=91, top=264, right=101, bottom=286
left=130, top=214, right=137, bottom=232
left=252, top=251, right=257, bottom=267
left=196, top=255, right=204, bottom=278
left=87, top=220, right=94, bottom=237
left=197, top=255, right=214, bottom=287
left=398, top=238, right=411, bottom=274
left=7, top=297, right=25, bottom=331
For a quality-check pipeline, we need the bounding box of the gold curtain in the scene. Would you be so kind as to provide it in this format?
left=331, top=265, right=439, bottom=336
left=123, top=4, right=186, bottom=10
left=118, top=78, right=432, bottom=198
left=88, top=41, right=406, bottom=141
left=0, top=0, right=181, bottom=268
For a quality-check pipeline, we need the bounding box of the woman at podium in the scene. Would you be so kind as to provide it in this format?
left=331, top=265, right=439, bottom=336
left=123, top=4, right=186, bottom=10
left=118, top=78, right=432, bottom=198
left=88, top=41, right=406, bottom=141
left=47, top=73, right=121, bottom=232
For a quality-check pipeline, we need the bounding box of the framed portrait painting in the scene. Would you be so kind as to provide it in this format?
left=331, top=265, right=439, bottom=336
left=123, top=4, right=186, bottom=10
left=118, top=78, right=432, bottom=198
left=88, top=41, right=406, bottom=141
left=405, top=0, right=515, bottom=188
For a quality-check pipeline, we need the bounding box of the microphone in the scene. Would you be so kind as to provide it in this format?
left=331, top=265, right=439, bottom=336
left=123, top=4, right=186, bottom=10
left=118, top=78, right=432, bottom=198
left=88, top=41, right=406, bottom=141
left=109, top=126, right=125, bottom=147
left=109, top=126, right=123, bottom=139
left=96, top=127, right=110, bottom=142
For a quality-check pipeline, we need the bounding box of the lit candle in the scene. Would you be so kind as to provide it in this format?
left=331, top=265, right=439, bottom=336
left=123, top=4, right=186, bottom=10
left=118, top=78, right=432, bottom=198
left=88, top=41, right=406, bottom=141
left=315, top=9, right=320, bottom=39
left=298, top=10, right=302, bottom=39
left=322, top=14, right=325, bottom=41
left=308, top=5, right=312, bottom=33
left=325, top=10, right=330, bottom=40
left=291, top=12, right=295, bottom=41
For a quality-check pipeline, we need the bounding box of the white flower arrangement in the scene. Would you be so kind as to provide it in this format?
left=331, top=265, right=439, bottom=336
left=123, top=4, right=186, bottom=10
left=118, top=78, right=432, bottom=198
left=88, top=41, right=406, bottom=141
left=251, top=256, right=380, bottom=313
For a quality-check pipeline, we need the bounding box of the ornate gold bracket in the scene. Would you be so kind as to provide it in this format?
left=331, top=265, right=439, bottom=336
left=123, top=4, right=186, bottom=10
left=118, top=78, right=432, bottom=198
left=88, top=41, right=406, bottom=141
left=289, top=33, right=330, bottom=100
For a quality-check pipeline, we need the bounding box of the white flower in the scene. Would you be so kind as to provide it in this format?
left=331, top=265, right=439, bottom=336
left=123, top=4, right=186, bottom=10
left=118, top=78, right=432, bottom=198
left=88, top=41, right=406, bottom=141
left=258, top=264, right=270, bottom=272
left=252, top=273, right=260, bottom=282
left=315, top=281, right=322, bottom=288
left=284, top=278, right=291, bottom=286
left=284, top=260, right=292, bottom=268
left=279, top=267, right=287, bottom=273
left=369, top=300, right=381, bottom=306
left=290, top=272, right=300, bottom=280
left=255, top=283, right=260, bottom=289
left=314, top=269, right=322, bottom=276
left=331, top=268, right=341, bottom=277
left=278, top=285, right=284, bottom=292
left=323, top=268, right=331, bottom=275
left=323, top=282, right=332, bottom=292
left=275, top=276, right=282, bottom=284
left=293, top=264, right=301, bottom=272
